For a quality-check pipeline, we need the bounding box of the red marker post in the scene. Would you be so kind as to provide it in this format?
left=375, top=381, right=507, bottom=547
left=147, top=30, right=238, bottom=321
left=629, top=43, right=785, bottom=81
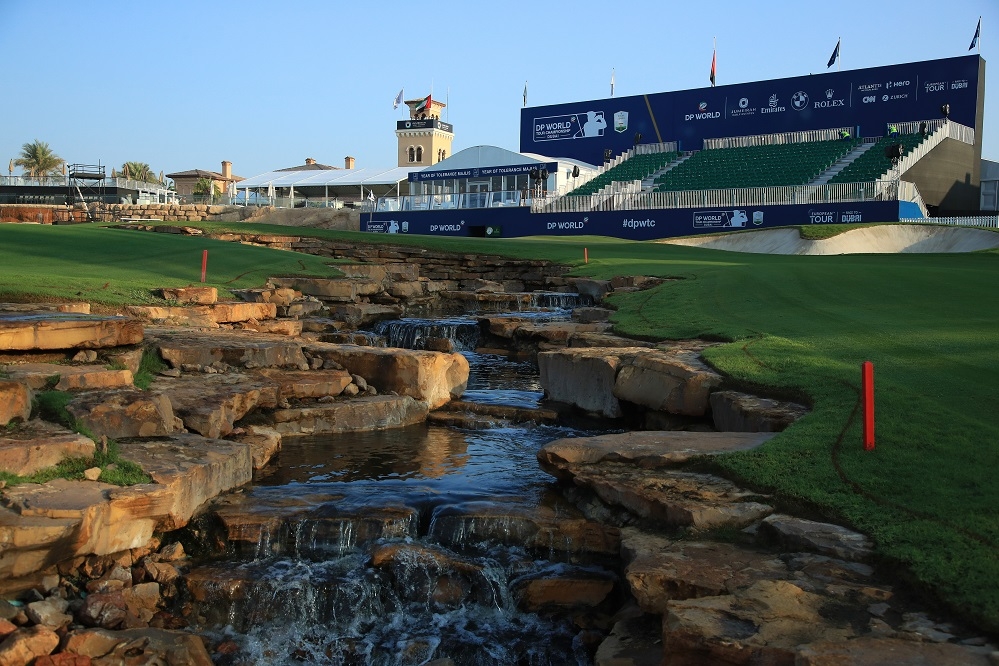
left=862, top=361, right=875, bottom=451
left=584, top=247, right=589, bottom=264
left=201, top=250, right=208, bottom=283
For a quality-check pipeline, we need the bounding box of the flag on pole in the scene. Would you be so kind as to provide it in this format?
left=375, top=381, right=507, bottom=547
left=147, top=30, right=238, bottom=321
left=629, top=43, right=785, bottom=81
left=709, top=50, right=716, bottom=86
left=970, top=17, right=981, bottom=51
left=827, top=38, right=840, bottom=68
left=368, top=189, right=375, bottom=202
left=420, top=94, right=432, bottom=110
left=523, top=81, right=528, bottom=107
left=393, top=89, right=404, bottom=109
left=610, top=69, right=615, bottom=97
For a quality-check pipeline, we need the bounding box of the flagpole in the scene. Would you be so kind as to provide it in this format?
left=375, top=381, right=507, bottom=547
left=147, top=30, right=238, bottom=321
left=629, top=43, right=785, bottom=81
left=838, top=37, right=841, bottom=72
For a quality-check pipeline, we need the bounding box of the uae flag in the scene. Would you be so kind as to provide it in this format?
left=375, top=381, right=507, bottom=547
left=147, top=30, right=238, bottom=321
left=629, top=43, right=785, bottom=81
left=709, top=50, right=716, bottom=86
left=419, top=94, right=432, bottom=110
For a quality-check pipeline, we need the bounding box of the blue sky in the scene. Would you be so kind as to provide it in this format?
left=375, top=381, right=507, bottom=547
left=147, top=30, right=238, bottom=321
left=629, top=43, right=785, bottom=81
left=1, top=0, right=994, bottom=179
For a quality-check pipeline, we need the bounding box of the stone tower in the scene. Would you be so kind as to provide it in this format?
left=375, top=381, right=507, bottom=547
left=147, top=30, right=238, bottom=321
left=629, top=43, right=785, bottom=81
left=396, top=95, right=454, bottom=167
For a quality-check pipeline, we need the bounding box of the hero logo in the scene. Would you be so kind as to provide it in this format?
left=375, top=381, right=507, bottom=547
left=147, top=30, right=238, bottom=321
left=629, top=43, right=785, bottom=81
left=808, top=209, right=837, bottom=224
left=863, top=96, right=877, bottom=104
left=791, top=91, right=809, bottom=111
left=685, top=101, right=721, bottom=121
left=814, top=88, right=845, bottom=109
left=762, top=94, right=785, bottom=114
left=925, top=81, right=946, bottom=93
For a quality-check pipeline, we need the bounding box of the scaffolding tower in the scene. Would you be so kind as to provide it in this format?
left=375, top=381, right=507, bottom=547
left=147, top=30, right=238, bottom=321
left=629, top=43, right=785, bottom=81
left=66, top=163, right=111, bottom=222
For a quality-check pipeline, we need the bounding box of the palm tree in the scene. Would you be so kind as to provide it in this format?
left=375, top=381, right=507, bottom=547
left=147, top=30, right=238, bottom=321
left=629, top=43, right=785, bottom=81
left=14, top=140, right=62, bottom=178
left=193, top=177, right=219, bottom=196
left=121, top=161, right=156, bottom=183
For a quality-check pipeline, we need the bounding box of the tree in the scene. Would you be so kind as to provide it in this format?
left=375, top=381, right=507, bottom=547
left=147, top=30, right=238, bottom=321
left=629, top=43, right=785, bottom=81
left=193, top=178, right=219, bottom=196
left=14, top=140, right=62, bottom=178
left=121, top=161, right=156, bottom=183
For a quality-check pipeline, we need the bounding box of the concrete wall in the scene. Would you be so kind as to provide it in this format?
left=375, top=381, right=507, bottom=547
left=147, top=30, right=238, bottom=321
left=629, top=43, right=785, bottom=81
left=904, top=138, right=981, bottom=213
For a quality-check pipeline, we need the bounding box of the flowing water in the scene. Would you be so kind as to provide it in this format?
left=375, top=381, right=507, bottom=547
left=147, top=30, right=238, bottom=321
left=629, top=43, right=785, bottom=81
left=185, top=302, right=621, bottom=665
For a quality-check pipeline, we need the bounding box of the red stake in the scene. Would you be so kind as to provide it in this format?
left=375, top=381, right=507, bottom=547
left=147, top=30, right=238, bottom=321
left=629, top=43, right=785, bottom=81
left=584, top=247, right=589, bottom=264
left=201, top=250, right=208, bottom=283
left=862, top=361, right=875, bottom=451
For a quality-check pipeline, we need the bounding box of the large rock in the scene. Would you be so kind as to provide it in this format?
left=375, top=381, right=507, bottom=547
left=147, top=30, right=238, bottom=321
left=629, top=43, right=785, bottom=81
left=63, top=627, right=213, bottom=665
left=0, top=314, right=143, bottom=351
left=0, top=380, right=31, bottom=426
left=760, top=514, right=873, bottom=562
left=4, top=363, right=133, bottom=391
left=256, top=368, right=353, bottom=400
left=66, top=388, right=179, bottom=439
left=0, top=421, right=96, bottom=476
left=153, top=374, right=279, bottom=439
left=621, top=528, right=788, bottom=613
left=795, top=637, right=994, bottom=665
left=0, top=625, right=59, bottom=665
left=662, top=580, right=854, bottom=664
left=539, top=348, right=625, bottom=418
left=538, top=430, right=775, bottom=481
left=270, top=277, right=384, bottom=302
left=710, top=390, right=809, bottom=432
left=305, top=343, right=468, bottom=409
left=513, top=568, right=616, bottom=612
left=326, top=303, right=403, bottom=327
left=148, top=328, right=309, bottom=370
left=268, top=395, right=429, bottom=435
left=157, top=287, right=217, bottom=304
left=612, top=350, right=723, bottom=416
left=594, top=613, right=663, bottom=666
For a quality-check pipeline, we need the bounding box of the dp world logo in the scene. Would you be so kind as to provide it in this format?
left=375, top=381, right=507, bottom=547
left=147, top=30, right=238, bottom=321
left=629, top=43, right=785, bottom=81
left=698, top=101, right=708, bottom=111
left=738, top=97, right=749, bottom=109
left=791, top=91, right=809, bottom=111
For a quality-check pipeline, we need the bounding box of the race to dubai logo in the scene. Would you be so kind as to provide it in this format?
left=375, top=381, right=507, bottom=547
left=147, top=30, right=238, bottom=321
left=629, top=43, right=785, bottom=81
left=614, top=110, right=629, bottom=133
left=791, top=91, right=809, bottom=111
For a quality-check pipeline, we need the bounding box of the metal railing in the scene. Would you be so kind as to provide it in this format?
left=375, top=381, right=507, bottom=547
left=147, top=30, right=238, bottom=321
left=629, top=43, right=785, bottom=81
left=565, top=142, right=677, bottom=194
left=704, top=127, right=851, bottom=149
left=375, top=190, right=529, bottom=212
left=905, top=215, right=999, bottom=228
left=535, top=180, right=911, bottom=213
left=891, top=119, right=974, bottom=145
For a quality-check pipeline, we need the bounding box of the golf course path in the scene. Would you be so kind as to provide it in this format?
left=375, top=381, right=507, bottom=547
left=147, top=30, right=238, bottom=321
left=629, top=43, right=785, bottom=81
left=659, top=224, right=999, bottom=255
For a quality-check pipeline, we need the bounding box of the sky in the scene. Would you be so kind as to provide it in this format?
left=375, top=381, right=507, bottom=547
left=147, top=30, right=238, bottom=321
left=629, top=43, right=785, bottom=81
left=1, top=0, right=995, bottom=180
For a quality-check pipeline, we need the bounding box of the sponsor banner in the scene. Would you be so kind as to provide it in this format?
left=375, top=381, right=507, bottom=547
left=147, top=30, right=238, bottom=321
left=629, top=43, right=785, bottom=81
left=520, top=55, right=980, bottom=165
left=368, top=201, right=900, bottom=240
left=409, top=162, right=558, bottom=182
left=397, top=119, right=453, bottom=133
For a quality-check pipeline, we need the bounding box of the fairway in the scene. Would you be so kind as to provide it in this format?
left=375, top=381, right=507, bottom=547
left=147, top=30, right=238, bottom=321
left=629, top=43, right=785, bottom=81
left=2, top=222, right=998, bottom=632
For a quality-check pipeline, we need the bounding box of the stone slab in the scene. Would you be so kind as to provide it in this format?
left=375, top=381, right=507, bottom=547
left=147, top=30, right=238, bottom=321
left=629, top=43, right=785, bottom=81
left=269, top=395, right=429, bottom=435
left=152, top=374, right=279, bottom=439
left=4, top=363, right=133, bottom=391
left=0, top=314, right=143, bottom=351
left=0, top=380, right=32, bottom=426
left=0, top=421, right=96, bottom=477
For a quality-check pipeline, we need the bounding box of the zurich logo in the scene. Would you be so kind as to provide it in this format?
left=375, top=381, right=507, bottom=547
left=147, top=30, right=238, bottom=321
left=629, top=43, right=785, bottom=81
left=791, top=91, right=809, bottom=111
left=738, top=97, right=749, bottom=109
left=698, top=101, right=708, bottom=111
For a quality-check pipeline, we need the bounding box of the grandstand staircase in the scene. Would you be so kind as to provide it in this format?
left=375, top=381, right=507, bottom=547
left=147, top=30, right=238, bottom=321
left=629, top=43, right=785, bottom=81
left=810, top=142, right=875, bottom=185
left=642, top=153, right=692, bottom=188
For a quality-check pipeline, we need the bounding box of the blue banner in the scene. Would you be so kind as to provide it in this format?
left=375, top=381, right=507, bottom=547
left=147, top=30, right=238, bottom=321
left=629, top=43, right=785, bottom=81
left=367, top=201, right=902, bottom=240
left=519, top=55, right=981, bottom=165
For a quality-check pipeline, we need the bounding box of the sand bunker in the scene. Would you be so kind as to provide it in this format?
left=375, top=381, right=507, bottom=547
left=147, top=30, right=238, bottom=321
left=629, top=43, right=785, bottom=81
left=660, top=224, right=999, bottom=255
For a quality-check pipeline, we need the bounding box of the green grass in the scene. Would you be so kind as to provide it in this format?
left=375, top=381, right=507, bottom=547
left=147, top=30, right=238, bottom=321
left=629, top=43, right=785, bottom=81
left=133, top=347, right=167, bottom=390
left=0, top=224, right=342, bottom=307
left=2, top=222, right=999, bottom=631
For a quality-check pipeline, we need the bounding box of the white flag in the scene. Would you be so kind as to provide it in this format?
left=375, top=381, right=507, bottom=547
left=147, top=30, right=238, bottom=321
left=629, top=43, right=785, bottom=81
left=368, top=189, right=375, bottom=201
left=610, top=69, right=615, bottom=97
left=393, top=89, right=404, bottom=109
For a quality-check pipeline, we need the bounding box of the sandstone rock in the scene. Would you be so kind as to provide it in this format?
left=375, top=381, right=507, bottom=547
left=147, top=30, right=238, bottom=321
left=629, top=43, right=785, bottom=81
left=33, top=653, right=93, bottom=665
left=3, top=363, right=133, bottom=391
left=149, top=328, right=309, bottom=371
left=571, top=307, right=614, bottom=323
left=572, top=278, right=612, bottom=302
left=257, top=368, right=353, bottom=400
left=0, top=314, right=143, bottom=351
left=153, top=374, right=279, bottom=439
left=663, top=580, right=855, bottom=664
left=268, top=395, right=429, bottom=435
left=66, top=388, right=178, bottom=439
left=0, top=625, right=59, bottom=665
left=0, top=380, right=31, bottom=426
left=270, top=277, right=384, bottom=302
left=26, top=597, right=72, bottom=628
left=567, top=465, right=773, bottom=530
left=248, top=319, right=303, bottom=336
left=125, top=306, right=217, bottom=328
left=621, top=528, right=788, bottom=613
left=157, top=287, right=217, bottom=304
left=593, top=612, right=663, bottom=666
left=569, top=332, right=656, bottom=349
left=83, top=467, right=102, bottom=481
left=539, top=348, right=625, bottom=418
left=513, top=568, right=616, bottom=611
left=327, top=303, right=403, bottom=327
left=538, top=430, right=775, bottom=481
left=761, top=514, right=873, bottom=562
left=229, top=425, right=281, bottom=469
left=208, top=302, right=277, bottom=324
left=79, top=582, right=161, bottom=628
left=0, top=421, right=96, bottom=476
left=63, top=627, right=212, bottom=665
left=71, top=350, right=98, bottom=363
left=304, top=342, right=468, bottom=409
left=388, top=281, right=426, bottom=299
left=613, top=350, right=722, bottom=416
left=710, top=390, right=809, bottom=432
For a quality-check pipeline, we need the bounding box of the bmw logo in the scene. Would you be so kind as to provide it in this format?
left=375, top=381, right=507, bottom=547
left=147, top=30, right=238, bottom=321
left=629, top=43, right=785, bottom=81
left=791, top=91, right=809, bottom=111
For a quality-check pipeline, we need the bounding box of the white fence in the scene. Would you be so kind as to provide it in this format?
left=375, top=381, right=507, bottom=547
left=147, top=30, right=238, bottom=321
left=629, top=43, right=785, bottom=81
left=906, top=216, right=999, bottom=228
left=537, top=180, right=908, bottom=214
left=704, top=127, right=851, bottom=149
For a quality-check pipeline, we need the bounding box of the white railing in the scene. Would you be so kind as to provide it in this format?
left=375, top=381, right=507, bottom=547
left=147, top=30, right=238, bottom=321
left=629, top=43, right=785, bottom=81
left=704, top=128, right=852, bottom=149
left=537, top=180, right=910, bottom=214
left=897, top=181, right=929, bottom=217
left=907, top=216, right=998, bottom=228
left=566, top=142, right=678, bottom=193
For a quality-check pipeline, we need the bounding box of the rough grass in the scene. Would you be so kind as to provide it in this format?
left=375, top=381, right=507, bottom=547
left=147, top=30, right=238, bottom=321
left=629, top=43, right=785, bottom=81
left=133, top=347, right=167, bottom=390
